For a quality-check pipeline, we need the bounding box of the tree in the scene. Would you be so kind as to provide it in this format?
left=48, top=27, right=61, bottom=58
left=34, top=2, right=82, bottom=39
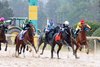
left=0, top=1, right=14, bottom=18
left=45, top=0, right=100, bottom=25
left=8, top=0, right=28, bottom=17
left=38, top=1, right=47, bottom=30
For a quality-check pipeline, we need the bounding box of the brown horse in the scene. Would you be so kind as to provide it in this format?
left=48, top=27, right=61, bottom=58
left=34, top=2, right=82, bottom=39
left=0, top=25, right=8, bottom=51
left=15, top=24, right=37, bottom=57
left=76, top=23, right=91, bottom=54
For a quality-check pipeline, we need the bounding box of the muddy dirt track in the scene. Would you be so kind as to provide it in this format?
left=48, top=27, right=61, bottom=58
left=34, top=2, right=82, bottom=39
left=0, top=46, right=100, bottom=67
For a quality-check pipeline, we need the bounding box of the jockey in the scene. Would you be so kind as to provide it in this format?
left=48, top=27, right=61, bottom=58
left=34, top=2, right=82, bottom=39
left=0, top=17, right=5, bottom=28
left=0, top=17, right=5, bottom=25
left=62, top=21, right=69, bottom=28
left=62, top=21, right=70, bottom=31
left=62, top=21, right=72, bottom=35
left=20, top=20, right=32, bottom=40
left=74, top=19, right=85, bottom=37
left=44, top=19, right=55, bottom=42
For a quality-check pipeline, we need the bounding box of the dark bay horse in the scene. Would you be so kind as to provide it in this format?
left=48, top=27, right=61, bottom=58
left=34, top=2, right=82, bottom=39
left=15, top=24, right=37, bottom=57
left=0, top=24, right=8, bottom=51
left=37, top=26, right=60, bottom=55
left=51, top=26, right=79, bottom=59
left=76, top=24, right=91, bottom=54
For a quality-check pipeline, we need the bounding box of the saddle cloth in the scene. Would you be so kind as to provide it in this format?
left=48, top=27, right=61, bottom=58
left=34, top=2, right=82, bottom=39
left=19, top=30, right=27, bottom=40
left=55, top=33, right=61, bottom=42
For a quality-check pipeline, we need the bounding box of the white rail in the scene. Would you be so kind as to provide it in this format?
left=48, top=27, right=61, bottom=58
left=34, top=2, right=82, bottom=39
left=87, top=37, right=100, bottom=40
left=87, top=36, right=100, bottom=55
left=5, top=34, right=100, bottom=54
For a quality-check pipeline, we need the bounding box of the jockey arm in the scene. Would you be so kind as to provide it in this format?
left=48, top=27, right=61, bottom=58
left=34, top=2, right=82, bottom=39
left=23, top=24, right=30, bottom=30
left=76, top=22, right=82, bottom=30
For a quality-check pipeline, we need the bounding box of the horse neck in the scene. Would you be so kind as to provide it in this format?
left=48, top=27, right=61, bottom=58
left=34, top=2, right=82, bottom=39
left=0, top=28, right=5, bottom=34
left=77, top=30, right=86, bottom=41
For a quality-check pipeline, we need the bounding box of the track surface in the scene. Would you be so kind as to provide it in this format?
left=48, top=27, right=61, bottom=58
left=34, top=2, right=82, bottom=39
left=0, top=46, right=100, bottom=67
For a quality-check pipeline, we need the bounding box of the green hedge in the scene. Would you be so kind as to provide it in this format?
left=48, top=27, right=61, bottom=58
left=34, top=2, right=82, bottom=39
left=92, top=27, right=100, bottom=36
left=86, top=21, right=100, bottom=36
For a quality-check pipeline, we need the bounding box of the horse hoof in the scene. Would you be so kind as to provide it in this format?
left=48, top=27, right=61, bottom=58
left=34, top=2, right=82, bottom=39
left=58, top=58, right=61, bottom=59
left=76, top=57, right=80, bottom=59
left=51, top=57, right=53, bottom=59
left=19, top=52, right=21, bottom=54
left=79, top=49, right=82, bottom=51
left=87, top=52, right=89, bottom=54
left=40, top=53, right=43, bottom=55
left=5, top=49, right=7, bottom=51
left=26, top=48, right=28, bottom=51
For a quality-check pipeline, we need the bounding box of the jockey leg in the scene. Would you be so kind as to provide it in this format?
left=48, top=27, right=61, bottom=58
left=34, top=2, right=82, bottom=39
left=19, top=30, right=24, bottom=40
left=20, top=30, right=27, bottom=39
left=45, top=32, right=49, bottom=42
left=74, top=29, right=79, bottom=37
left=22, top=30, right=27, bottom=38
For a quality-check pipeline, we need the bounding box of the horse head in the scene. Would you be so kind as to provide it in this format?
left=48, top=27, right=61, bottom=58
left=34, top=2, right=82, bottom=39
left=27, top=24, right=35, bottom=36
left=81, top=24, right=91, bottom=32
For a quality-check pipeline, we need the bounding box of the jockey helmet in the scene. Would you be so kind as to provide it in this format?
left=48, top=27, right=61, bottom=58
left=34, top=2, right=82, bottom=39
left=0, top=17, right=5, bottom=22
left=80, top=19, right=85, bottom=24
left=64, top=21, right=69, bottom=26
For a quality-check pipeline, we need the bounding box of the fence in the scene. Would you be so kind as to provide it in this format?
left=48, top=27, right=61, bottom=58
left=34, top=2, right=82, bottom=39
left=87, top=37, right=100, bottom=54
left=5, top=34, right=100, bottom=53
left=6, top=34, right=39, bottom=46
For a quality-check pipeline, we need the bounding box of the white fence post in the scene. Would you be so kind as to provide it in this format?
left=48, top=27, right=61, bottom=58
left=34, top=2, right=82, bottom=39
left=94, top=39, right=96, bottom=55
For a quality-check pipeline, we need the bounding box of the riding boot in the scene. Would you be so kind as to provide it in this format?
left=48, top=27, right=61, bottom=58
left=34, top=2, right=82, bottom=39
left=74, top=29, right=79, bottom=38
left=22, top=34, right=24, bottom=39
left=45, top=32, right=48, bottom=42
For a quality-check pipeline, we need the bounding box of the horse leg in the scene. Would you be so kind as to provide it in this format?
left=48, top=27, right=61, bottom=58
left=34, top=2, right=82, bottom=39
left=5, top=40, right=8, bottom=51
left=40, top=43, right=47, bottom=55
left=23, top=44, right=26, bottom=57
left=19, top=44, right=23, bottom=54
left=69, top=42, right=75, bottom=56
left=51, top=43, right=56, bottom=59
left=32, top=43, right=37, bottom=53
left=37, top=40, right=43, bottom=53
left=74, top=43, right=80, bottom=59
left=15, top=44, right=20, bottom=57
left=71, top=38, right=80, bottom=59
left=26, top=45, right=28, bottom=51
left=79, top=45, right=83, bottom=51
left=85, top=42, right=89, bottom=54
left=57, top=44, right=62, bottom=59
left=0, top=43, right=1, bottom=50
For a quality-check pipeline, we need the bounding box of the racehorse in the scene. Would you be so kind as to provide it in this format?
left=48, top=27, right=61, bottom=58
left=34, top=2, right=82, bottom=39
left=15, top=24, right=37, bottom=57
left=51, top=26, right=79, bottom=59
left=37, top=26, right=60, bottom=55
left=76, top=23, right=91, bottom=54
left=0, top=24, right=8, bottom=51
